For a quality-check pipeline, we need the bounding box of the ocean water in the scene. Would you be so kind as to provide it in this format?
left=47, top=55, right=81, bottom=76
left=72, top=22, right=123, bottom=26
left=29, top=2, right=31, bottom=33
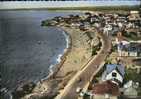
left=0, top=10, right=80, bottom=94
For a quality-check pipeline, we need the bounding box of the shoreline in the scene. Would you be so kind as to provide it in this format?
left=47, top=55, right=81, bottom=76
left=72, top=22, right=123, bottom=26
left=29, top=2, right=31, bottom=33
left=1, top=25, right=76, bottom=99
left=21, top=25, right=96, bottom=99
left=2, top=27, right=72, bottom=99
left=9, top=27, right=72, bottom=99
left=46, top=27, right=72, bottom=80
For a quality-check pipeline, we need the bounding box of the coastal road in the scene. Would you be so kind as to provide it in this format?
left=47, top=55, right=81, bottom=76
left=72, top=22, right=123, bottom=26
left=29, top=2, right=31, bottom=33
left=55, top=31, right=112, bottom=99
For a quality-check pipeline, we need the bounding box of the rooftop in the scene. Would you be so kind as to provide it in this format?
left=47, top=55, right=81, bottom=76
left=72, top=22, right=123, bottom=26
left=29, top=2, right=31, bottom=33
left=92, top=80, right=120, bottom=96
left=106, top=64, right=125, bottom=77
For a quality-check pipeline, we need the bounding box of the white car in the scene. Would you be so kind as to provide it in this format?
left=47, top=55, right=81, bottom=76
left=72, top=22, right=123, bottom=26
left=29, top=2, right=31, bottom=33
left=76, top=87, right=82, bottom=93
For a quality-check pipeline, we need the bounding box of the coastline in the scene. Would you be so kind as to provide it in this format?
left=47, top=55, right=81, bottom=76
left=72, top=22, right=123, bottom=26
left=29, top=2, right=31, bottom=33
left=11, top=27, right=72, bottom=99
left=2, top=6, right=140, bottom=99
left=46, top=27, right=72, bottom=80
left=21, top=25, right=95, bottom=99
left=3, top=27, right=71, bottom=99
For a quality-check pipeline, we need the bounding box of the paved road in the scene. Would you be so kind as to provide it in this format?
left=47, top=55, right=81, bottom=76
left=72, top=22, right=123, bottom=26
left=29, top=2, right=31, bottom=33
left=55, top=31, right=112, bottom=99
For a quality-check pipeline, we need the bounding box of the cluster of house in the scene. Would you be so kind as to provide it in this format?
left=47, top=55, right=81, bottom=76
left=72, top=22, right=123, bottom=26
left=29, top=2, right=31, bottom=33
left=117, top=41, right=141, bottom=57
left=54, top=11, right=141, bottom=58
left=64, top=11, right=140, bottom=34
left=86, top=63, right=139, bottom=99
left=43, top=10, right=140, bottom=38
left=115, top=32, right=141, bottom=57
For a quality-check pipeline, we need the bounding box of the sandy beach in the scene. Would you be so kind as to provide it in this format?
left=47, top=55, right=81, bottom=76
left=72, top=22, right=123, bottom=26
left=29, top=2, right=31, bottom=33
left=56, top=26, right=92, bottom=77
left=21, top=24, right=99, bottom=99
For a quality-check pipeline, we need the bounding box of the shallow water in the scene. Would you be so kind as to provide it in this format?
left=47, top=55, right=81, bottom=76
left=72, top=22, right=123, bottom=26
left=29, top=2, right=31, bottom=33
left=0, top=10, right=80, bottom=91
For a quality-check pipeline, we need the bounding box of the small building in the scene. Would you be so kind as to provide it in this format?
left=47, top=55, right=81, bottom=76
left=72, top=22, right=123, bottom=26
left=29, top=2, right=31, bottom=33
left=130, top=11, right=139, bottom=14
left=103, top=64, right=125, bottom=86
left=71, top=22, right=82, bottom=28
left=116, top=41, right=141, bottom=57
left=128, top=11, right=140, bottom=22
left=128, top=48, right=138, bottom=57
left=128, top=42, right=141, bottom=57
left=103, top=24, right=113, bottom=36
left=123, top=80, right=139, bottom=98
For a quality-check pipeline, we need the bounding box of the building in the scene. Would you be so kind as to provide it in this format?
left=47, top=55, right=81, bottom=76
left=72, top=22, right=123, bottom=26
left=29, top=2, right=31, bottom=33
left=103, top=64, right=125, bottom=86
left=123, top=80, right=139, bottom=98
left=119, top=42, right=141, bottom=57
left=128, top=11, right=140, bottom=22
left=128, top=42, right=141, bottom=57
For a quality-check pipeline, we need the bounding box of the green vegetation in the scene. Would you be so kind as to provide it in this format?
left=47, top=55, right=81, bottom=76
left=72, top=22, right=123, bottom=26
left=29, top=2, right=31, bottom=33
left=41, top=20, right=58, bottom=26
left=111, top=45, right=117, bottom=52
left=47, top=5, right=140, bottom=12
left=91, top=46, right=97, bottom=56
left=84, top=32, right=93, bottom=40
left=95, top=64, right=106, bottom=78
left=83, top=94, right=90, bottom=99
left=41, top=20, right=51, bottom=26
left=124, top=68, right=141, bottom=83
left=91, top=42, right=102, bottom=56
left=105, top=58, right=112, bottom=64
left=123, top=31, right=141, bottom=41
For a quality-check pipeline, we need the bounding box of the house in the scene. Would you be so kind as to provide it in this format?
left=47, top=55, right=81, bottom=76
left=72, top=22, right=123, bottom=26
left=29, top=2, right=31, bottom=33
left=128, top=42, right=141, bottom=57
left=116, top=32, right=130, bottom=56
left=123, top=80, right=139, bottom=98
left=117, top=42, right=124, bottom=56
left=71, top=22, right=82, bottom=28
left=128, top=48, right=138, bottom=57
left=128, top=11, right=140, bottom=22
left=103, top=24, right=113, bottom=36
left=103, top=64, right=125, bottom=86
left=119, top=41, right=130, bottom=56
left=116, top=41, right=141, bottom=57
left=126, top=22, right=134, bottom=29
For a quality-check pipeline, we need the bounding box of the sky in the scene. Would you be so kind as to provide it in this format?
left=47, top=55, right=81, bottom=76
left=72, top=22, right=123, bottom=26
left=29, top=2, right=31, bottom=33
left=0, top=0, right=140, bottom=6
left=88, top=0, right=141, bottom=6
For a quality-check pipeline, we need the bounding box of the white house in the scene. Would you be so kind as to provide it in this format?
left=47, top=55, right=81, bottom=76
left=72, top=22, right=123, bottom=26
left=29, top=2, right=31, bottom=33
left=103, top=64, right=125, bottom=86
left=105, top=70, right=123, bottom=84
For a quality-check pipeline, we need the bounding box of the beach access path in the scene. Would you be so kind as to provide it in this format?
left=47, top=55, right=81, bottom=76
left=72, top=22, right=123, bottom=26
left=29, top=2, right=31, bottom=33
left=55, top=29, right=112, bottom=99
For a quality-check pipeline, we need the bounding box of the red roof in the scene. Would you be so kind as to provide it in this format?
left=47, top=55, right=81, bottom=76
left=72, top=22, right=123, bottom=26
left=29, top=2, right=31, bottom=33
left=92, top=80, right=120, bottom=96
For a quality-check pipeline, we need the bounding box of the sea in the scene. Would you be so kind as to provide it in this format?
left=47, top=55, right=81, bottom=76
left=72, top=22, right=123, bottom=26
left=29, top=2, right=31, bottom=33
left=0, top=10, right=80, bottom=99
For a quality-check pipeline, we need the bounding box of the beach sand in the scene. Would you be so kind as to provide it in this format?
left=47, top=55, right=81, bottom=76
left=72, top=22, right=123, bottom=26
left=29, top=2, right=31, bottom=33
left=22, top=25, right=98, bottom=99
left=56, top=26, right=92, bottom=77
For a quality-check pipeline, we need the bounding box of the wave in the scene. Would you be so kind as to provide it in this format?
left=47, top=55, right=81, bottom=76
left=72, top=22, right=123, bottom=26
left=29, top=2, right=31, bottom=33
left=0, top=29, right=71, bottom=99
left=38, top=29, right=70, bottom=83
left=0, top=88, right=13, bottom=99
left=46, top=29, right=70, bottom=79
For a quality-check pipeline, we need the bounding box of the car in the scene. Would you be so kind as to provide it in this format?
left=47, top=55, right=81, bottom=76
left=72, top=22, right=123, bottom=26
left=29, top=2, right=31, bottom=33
left=76, top=87, right=82, bottom=93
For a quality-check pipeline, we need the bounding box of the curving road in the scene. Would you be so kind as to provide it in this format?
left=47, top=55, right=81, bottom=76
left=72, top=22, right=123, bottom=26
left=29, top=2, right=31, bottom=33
left=55, top=30, right=112, bottom=99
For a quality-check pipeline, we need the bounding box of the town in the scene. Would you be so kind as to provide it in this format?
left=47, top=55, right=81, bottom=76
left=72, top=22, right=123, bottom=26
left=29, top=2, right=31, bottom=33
left=6, top=11, right=141, bottom=99
left=1, top=6, right=140, bottom=99
left=0, top=0, right=141, bottom=99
